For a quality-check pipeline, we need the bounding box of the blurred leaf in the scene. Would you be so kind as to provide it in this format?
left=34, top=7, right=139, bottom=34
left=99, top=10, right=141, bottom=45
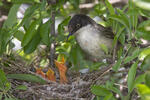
left=136, top=84, right=150, bottom=100
left=69, top=0, right=79, bottom=9
left=3, top=4, right=20, bottom=28
left=15, top=85, right=28, bottom=90
left=139, top=48, right=150, bottom=60
left=113, top=27, right=125, bottom=47
left=127, top=60, right=138, bottom=93
left=91, top=85, right=112, bottom=96
left=100, top=44, right=108, bottom=54
left=128, top=8, right=138, bottom=29
left=58, top=16, right=71, bottom=34
left=105, top=0, right=115, bottom=15
left=22, top=19, right=41, bottom=47
left=133, top=0, right=150, bottom=11
left=0, top=69, right=11, bottom=91
left=124, top=48, right=141, bottom=64
left=13, top=30, right=24, bottom=41
left=0, top=29, right=11, bottom=55
left=141, top=55, right=150, bottom=71
left=7, top=74, right=46, bottom=84
left=11, top=0, right=38, bottom=4
left=39, top=19, right=51, bottom=46
left=136, top=28, right=150, bottom=41
left=112, top=58, right=123, bottom=71
left=134, top=74, right=145, bottom=86
left=0, top=94, right=2, bottom=100
left=109, top=14, right=130, bottom=34
left=20, top=4, right=39, bottom=28
left=145, top=72, right=150, bottom=88
left=69, top=45, right=85, bottom=70
left=23, top=27, right=41, bottom=54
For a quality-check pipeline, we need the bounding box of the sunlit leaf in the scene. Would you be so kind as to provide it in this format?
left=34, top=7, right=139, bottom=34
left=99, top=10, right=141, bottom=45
left=133, top=0, right=150, bottom=11
left=136, top=84, right=150, bottom=100
left=105, top=0, right=115, bottom=15
left=139, top=48, right=150, bottom=60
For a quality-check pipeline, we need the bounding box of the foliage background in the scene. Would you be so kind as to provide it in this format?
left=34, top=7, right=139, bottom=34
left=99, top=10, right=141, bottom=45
left=0, top=0, right=150, bottom=100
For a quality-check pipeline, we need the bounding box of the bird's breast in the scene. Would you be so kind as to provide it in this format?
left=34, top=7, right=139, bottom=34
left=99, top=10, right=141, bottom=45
left=75, top=25, right=113, bottom=59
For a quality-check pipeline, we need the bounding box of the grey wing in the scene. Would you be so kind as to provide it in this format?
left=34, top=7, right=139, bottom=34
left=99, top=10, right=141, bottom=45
left=95, top=24, right=115, bottom=39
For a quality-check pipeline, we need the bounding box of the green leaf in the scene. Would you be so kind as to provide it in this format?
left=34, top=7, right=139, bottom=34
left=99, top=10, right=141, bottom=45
left=0, top=69, right=11, bottom=91
left=2, top=4, right=20, bottom=28
left=139, top=48, right=150, bottom=60
left=0, top=29, right=11, bottom=55
left=100, top=44, right=108, bottom=54
left=105, top=0, right=115, bottom=15
left=13, top=30, right=24, bottom=41
left=0, top=94, right=2, bottom=100
left=112, top=58, right=123, bottom=71
left=15, top=85, right=28, bottom=90
left=136, top=28, right=150, bottom=41
left=124, top=48, right=141, bottom=64
left=20, top=4, right=39, bottom=27
left=91, top=85, right=112, bottom=96
left=145, top=72, right=150, bottom=88
left=69, top=44, right=86, bottom=71
left=141, top=55, right=150, bottom=71
left=11, top=0, right=38, bottom=4
left=7, top=74, right=46, bottom=84
left=133, top=0, right=150, bottom=11
left=58, top=16, right=71, bottom=34
left=22, top=19, right=41, bottom=47
left=23, top=28, right=41, bottom=54
left=134, top=74, right=145, bottom=86
left=127, top=60, right=138, bottom=93
left=136, top=84, right=150, bottom=100
left=39, top=19, right=51, bottom=46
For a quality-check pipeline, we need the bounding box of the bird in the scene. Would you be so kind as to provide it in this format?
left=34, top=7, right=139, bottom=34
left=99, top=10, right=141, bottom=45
left=68, top=14, right=115, bottom=61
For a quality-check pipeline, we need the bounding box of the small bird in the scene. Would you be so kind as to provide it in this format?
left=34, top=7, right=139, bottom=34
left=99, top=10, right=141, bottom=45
left=68, top=14, right=115, bottom=61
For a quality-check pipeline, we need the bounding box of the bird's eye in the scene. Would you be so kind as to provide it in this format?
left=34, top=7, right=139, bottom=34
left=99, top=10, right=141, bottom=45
left=76, top=24, right=80, bottom=28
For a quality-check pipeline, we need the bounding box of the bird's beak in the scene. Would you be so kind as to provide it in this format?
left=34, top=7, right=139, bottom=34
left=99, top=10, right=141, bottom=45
left=67, top=32, right=73, bottom=41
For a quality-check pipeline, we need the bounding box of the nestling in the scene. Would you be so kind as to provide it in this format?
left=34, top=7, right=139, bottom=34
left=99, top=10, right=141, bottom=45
left=68, top=14, right=115, bottom=60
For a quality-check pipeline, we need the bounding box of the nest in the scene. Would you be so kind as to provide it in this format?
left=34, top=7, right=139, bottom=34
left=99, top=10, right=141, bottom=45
left=0, top=55, right=139, bottom=100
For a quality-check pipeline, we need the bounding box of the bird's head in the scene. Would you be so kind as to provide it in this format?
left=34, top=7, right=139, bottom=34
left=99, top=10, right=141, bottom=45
left=67, top=14, right=94, bottom=39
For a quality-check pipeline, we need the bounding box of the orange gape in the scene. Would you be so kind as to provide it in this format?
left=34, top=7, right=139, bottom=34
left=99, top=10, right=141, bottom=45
left=35, top=55, right=68, bottom=83
left=36, top=68, right=46, bottom=78
left=55, top=56, right=68, bottom=84
left=46, top=68, right=56, bottom=82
